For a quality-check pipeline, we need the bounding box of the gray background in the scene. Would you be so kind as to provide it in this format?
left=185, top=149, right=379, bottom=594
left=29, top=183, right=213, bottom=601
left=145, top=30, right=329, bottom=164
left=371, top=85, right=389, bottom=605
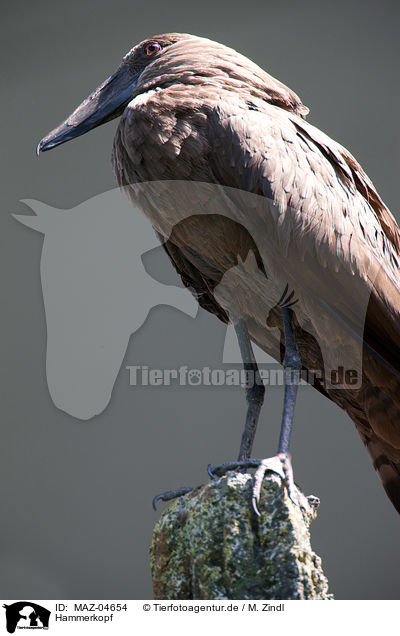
left=1, top=0, right=399, bottom=599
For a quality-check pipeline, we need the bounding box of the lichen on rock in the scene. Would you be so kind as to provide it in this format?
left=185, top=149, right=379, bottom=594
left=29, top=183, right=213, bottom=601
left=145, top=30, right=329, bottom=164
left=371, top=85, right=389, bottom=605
left=150, top=471, right=332, bottom=599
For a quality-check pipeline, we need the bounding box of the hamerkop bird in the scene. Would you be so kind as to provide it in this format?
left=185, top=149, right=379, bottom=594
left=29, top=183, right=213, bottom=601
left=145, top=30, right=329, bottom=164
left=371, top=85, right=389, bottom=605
left=38, top=33, right=400, bottom=514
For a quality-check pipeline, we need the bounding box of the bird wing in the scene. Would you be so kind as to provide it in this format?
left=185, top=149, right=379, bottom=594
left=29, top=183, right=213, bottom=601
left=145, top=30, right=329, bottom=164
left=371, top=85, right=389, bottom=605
left=207, top=102, right=400, bottom=361
left=206, top=102, right=400, bottom=510
left=209, top=103, right=400, bottom=287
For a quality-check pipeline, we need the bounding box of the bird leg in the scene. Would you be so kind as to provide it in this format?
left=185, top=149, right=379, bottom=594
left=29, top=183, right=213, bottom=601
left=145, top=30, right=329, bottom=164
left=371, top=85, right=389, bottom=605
left=209, top=306, right=302, bottom=515
left=278, top=306, right=302, bottom=454
left=234, top=319, right=266, bottom=461
left=154, top=310, right=302, bottom=514
left=207, top=318, right=265, bottom=476
left=251, top=306, right=302, bottom=514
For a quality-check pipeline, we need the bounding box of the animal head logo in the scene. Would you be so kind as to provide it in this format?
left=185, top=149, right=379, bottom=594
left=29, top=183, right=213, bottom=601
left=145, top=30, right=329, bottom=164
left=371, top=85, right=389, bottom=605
left=3, top=602, right=50, bottom=633
left=14, top=189, right=197, bottom=419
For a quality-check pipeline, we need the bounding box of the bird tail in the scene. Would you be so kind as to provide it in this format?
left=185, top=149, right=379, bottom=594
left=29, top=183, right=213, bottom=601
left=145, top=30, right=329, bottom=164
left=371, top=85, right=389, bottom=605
left=357, top=427, right=400, bottom=514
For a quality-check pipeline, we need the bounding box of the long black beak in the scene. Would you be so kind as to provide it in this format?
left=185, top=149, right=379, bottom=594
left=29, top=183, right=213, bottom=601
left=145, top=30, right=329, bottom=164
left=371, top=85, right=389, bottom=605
left=37, top=63, right=138, bottom=154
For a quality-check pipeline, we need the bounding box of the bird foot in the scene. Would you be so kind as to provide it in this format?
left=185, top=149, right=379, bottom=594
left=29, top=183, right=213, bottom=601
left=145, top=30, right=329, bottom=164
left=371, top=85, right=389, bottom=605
left=251, top=453, right=299, bottom=515
left=208, top=453, right=298, bottom=516
left=152, top=455, right=299, bottom=515
left=152, top=487, right=194, bottom=511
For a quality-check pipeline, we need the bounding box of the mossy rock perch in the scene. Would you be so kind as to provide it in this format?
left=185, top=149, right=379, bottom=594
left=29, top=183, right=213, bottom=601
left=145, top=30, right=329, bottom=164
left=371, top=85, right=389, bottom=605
left=150, top=471, right=332, bottom=599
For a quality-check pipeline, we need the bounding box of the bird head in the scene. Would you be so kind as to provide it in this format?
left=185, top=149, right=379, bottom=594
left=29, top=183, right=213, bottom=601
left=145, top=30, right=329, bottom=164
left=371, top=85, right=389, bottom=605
left=37, top=33, right=308, bottom=153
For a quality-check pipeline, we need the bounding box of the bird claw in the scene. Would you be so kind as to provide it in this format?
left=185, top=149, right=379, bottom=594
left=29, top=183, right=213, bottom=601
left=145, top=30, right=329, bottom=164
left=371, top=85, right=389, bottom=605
left=152, top=487, right=194, bottom=511
left=207, top=459, right=260, bottom=479
left=251, top=453, right=298, bottom=516
left=153, top=455, right=298, bottom=514
left=208, top=454, right=298, bottom=516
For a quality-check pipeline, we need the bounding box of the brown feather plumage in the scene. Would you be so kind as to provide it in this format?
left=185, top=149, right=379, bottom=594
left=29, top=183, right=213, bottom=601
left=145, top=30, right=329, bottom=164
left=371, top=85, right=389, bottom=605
left=113, top=35, right=400, bottom=513
left=39, top=33, right=400, bottom=513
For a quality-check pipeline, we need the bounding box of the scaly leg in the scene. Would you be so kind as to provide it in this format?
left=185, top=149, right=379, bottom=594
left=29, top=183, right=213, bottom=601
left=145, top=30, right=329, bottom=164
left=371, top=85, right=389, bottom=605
left=209, top=306, right=302, bottom=515
left=234, top=319, right=266, bottom=461
left=278, top=306, right=302, bottom=454
left=251, top=306, right=302, bottom=513
left=154, top=308, right=302, bottom=514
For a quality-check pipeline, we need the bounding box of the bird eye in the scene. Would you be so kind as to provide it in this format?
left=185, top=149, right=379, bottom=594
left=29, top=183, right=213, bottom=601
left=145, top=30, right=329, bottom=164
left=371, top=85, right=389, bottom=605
left=144, top=42, right=162, bottom=56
